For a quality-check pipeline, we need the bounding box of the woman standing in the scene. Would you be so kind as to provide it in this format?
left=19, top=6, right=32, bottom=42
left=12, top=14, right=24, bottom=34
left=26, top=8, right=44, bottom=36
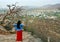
left=14, top=20, right=24, bottom=42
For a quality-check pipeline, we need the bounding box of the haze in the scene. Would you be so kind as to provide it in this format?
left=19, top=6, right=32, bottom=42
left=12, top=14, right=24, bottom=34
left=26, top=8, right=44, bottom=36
left=0, top=0, right=60, bottom=8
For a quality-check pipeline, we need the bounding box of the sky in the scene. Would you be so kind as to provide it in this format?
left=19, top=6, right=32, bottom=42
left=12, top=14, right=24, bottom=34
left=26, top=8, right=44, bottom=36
left=0, top=0, right=60, bottom=8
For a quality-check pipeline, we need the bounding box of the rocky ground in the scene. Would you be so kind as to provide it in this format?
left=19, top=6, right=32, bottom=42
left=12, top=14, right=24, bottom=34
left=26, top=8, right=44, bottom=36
left=0, top=31, right=43, bottom=42
left=0, top=25, right=43, bottom=42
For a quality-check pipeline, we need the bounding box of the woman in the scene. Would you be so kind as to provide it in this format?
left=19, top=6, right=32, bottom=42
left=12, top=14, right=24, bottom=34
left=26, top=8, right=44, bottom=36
left=14, top=20, right=24, bottom=42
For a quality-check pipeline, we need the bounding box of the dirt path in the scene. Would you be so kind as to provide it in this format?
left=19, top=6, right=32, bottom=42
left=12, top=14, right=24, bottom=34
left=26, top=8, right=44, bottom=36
left=0, top=31, right=42, bottom=42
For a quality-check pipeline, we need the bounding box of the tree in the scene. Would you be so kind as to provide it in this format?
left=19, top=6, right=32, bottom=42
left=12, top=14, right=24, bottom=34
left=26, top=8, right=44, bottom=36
left=0, top=3, right=22, bottom=31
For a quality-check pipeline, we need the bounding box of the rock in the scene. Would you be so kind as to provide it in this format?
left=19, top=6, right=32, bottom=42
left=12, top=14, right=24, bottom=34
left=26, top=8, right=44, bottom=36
left=0, top=25, right=10, bottom=35
left=0, top=31, right=42, bottom=42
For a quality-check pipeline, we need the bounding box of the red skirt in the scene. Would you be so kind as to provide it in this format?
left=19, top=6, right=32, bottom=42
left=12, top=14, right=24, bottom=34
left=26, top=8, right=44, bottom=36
left=16, top=30, right=22, bottom=41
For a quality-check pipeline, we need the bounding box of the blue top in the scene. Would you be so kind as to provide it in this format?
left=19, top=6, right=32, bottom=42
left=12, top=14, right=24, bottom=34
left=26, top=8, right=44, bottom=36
left=13, top=23, right=24, bottom=31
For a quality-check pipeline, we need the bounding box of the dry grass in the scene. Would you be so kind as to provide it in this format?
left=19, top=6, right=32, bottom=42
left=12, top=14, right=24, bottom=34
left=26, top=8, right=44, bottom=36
left=25, top=19, right=60, bottom=42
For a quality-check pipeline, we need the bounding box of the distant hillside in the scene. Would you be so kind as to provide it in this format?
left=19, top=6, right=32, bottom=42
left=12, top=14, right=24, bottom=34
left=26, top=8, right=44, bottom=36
left=21, top=6, right=40, bottom=10
left=21, top=3, right=60, bottom=10
left=19, top=3, right=60, bottom=10
left=40, top=3, right=60, bottom=9
left=0, top=3, right=60, bottom=13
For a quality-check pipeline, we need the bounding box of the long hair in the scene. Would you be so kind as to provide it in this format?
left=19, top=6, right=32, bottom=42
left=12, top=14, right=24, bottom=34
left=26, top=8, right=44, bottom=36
left=17, top=20, right=21, bottom=29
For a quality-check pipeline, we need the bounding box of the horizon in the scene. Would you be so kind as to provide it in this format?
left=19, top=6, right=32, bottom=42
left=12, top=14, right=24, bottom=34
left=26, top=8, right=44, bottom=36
left=0, top=0, right=60, bottom=9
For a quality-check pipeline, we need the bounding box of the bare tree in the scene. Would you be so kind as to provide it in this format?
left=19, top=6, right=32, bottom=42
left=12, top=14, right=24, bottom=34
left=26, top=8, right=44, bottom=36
left=0, top=3, right=22, bottom=31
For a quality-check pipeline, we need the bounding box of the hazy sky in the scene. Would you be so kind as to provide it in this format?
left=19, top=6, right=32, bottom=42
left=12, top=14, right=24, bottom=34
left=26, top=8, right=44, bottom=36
left=0, top=0, right=60, bottom=8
